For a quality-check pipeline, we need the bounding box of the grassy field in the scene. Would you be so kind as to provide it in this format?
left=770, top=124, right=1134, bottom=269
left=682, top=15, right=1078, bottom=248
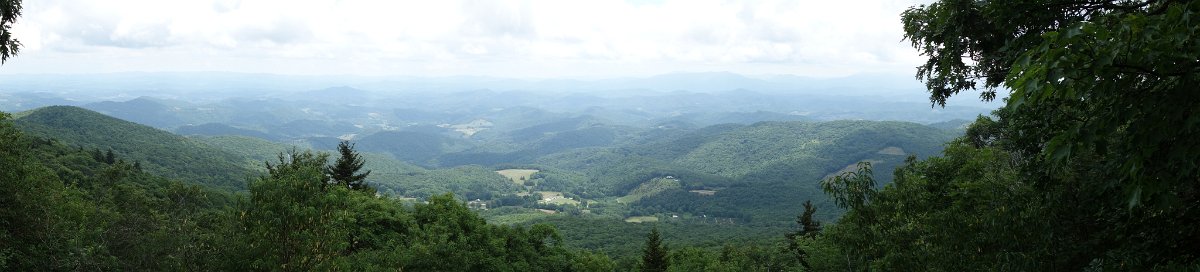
left=481, top=207, right=555, bottom=225
left=624, top=216, right=659, bottom=223
left=617, top=177, right=682, bottom=203
left=496, top=169, right=539, bottom=185
left=537, top=191, right=580, bottom=205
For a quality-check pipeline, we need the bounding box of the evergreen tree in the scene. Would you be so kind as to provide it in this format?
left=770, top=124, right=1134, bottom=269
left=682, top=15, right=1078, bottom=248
left=91, top=148, right=103, bottom=162
left=799, top=201, right=821, bottom=236
left=786, top=200, right=821, bottom=269
left=104, top=149, right=115, bottom=164
left=640, top=227, right=668, bottom=272
left=326, top=141, right=371, bottom=191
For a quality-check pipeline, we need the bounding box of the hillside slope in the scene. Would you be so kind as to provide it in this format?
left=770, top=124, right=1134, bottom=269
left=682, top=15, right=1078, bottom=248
left=15, top=106, right=251, bottom=188
left=536, top=120, right=956, bottom=222
left=674, top=120, right=952, bottom=179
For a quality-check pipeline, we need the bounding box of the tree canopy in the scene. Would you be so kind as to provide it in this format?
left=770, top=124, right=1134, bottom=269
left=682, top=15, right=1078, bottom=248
left=904, top=0, right=1199, bottom=207
left=327, top=140, right=372, bottom=191
left=640, top=227, right=669, bottom=272
left=792, top=1, right=1200, bottom=270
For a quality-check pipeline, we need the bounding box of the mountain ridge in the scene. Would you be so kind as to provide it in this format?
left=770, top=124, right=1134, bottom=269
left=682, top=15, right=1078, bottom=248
left=14, top=105, right=252, bottom=189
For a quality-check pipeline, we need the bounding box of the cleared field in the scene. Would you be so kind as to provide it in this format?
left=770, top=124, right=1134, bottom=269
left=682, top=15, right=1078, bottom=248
left=445, top=119, right=493, bottom=137
left=624, top=216, right=659, bottom=223
left=496, top=169, right=539, bottom=185
left=617, top=177, right=682, bottom=203
left=689, top=189, right=717, bottom=196
left=537, top=191, right=580, bottom=206
left=482, top=209, right=553, bottom=225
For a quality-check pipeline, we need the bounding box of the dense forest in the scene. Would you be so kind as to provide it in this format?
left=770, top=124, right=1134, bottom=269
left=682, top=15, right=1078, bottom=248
left=2, top=0, right=1198, bottom=271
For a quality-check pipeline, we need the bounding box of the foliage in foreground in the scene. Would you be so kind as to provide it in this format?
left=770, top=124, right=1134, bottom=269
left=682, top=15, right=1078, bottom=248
left=790, top=1, right=1200, bottom=270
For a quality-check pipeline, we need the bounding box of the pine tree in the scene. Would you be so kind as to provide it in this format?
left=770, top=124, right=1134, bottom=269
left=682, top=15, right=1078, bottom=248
left=104, top=149, right=116, bottom=164
left=91, top=148, right=104, bottom=162
left=787, top=200, right=822, bottom=269
left=640, top=227, right=669, bottom=272
left=326, top=141, right=371, bottom=191
left=798, top=200, right=821, bottom=237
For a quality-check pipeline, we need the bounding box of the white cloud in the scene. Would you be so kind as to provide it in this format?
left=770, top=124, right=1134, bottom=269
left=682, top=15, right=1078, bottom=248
left=3, top=0, right=932, bottom=78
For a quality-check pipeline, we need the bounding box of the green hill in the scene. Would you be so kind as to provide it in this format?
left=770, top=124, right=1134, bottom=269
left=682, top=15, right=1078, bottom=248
left=176, top=123, right=280, bottom=141
left=82, top=97, right=188, bottom=129
left=15, top=106, right=252, bottom=189
left=357, top=130, right=474, bottom=165
left=674, top=120, right=952, bottom=179
left=190, top=135, right=312, bottom=170
left=531, top=120, right=955, bottom=222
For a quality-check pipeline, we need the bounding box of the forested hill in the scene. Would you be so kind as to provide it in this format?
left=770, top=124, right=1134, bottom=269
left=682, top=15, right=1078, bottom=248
left=13, top=106, right=252, bottom=189
left=662, top=120, right=952, bottom=179
left=522, top=120, right=956, bottom=225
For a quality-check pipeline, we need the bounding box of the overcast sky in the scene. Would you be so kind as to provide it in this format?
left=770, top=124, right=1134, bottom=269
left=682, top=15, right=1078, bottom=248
left=2, top=0, right=932, bottom=78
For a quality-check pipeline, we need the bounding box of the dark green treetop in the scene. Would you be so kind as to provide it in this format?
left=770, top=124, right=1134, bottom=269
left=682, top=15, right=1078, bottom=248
left=326, top=140, right=372, bottom=191
left=786, top=200, right=822, bottom=269
left=640, top=227, right=669, bottom=272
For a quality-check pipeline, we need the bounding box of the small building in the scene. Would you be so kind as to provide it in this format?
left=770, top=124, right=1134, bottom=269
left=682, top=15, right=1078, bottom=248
left=467, top=199, right=488, bottom=210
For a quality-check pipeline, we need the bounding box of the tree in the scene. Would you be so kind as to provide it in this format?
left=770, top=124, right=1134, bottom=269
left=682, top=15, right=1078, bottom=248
left=820, top=161, right=875, bottom=210
left=0, top=0, right=20, bottom=64
left=104, top=149, right=116, bottom=164
left=797, top=200, right=821, bottom=237
left=806, top=2, right=1200, bottom=268
left=640, top=227, right=669, bottom=272
left=903, top=0, right=1200, bottom=207
left=246, top=149, right=349, bottom=271
left=786, top=200, right=821, bottom=269
left=326, top=141, right=371, bottom=192
left=91, top=148, right=104, bottom=162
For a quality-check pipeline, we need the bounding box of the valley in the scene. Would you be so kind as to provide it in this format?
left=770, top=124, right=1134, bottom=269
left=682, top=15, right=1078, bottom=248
left=3, top=85, right=963, bottom=258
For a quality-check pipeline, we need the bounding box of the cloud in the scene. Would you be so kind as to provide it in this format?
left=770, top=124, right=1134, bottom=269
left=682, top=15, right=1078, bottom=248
left=5, top=0, right=933, bottom=77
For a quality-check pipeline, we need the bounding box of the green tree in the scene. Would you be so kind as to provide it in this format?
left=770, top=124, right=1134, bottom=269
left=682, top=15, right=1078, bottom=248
left=640, top=227, right=669, bottom=272
left=326, top=140, right=372, bottom=191
left=0, top=0, right=20, bottom=63
left=786, top=200, right=821, bottom=269
left=887, top=1, right=1200, bottom=268
left=821, top=161, right=875, bottom=210
left=903, top=0, right=1200, bottom=207
left=244, top=150, right=351, bottom=271
left=104, top=149, right=116, bottom=164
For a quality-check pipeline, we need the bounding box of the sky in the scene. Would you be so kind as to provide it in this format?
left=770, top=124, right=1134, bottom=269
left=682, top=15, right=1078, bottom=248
left=2, top=0, right=933, bottom=78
